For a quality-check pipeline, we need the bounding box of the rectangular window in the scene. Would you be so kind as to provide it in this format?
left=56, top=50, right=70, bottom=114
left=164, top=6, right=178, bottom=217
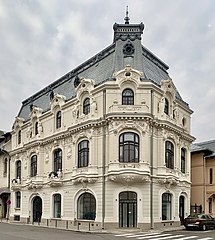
left=162, top=193, right=172, bottom=220
left=181, top=148, right=186, bottom=174
left=209, top=198, right=212, bottom=213
left=53, top=194, right=61, bottom=218
left=210, top=168, right=213, bottom=184
left=3, top=158, right=7, bottom=175
left=16, top=192, right=21, bottom=208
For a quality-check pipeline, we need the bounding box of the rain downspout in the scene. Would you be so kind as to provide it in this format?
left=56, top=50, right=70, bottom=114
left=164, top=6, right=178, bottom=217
left=102, top=89, right=107, bottom=229
left=150, top=90, right=154, bottom=229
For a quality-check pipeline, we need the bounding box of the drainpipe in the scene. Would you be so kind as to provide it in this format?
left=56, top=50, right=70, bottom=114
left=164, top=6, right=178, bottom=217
left=203, top=154, right=206, bottom=213
left=150, top=90, right=154, bottom=229
left=101, top=89, right=107, bottom=229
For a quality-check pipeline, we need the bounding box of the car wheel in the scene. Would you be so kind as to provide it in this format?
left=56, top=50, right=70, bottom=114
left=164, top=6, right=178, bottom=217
left=202, top=224, right=207, bottom=231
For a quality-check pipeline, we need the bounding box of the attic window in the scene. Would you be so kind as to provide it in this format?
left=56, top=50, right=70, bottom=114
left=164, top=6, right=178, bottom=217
left=182, top=117, right=186, bottom=127
left=123, top=43, right=134, bottom=55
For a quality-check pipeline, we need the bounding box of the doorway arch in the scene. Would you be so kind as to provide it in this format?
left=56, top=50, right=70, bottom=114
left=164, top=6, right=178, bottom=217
left=32, top=196, right=42, bottom=222
left=119, top=191, right=137, bottom=228
left=179, top=195, right=185, bottom=225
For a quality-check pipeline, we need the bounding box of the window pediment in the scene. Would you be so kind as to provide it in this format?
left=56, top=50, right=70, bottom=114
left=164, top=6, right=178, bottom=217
left=50, top=93, right=66, bottom=112
left=30, top=106, right=43, bottom=120
left=76, top=78, right=95, bottom=100
left=161, top=79, right=176, bottom=99
left=13, top=117, right=24, bottom=130
left=113, top=65, right=143, bottom=87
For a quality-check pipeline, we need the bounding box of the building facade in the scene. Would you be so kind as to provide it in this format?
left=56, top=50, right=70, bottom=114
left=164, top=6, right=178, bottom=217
left=9, top=17, right=194, bottom=230
left=191, top=140, right=215, bottom=215
left=0, top=131, right=11, bottom=219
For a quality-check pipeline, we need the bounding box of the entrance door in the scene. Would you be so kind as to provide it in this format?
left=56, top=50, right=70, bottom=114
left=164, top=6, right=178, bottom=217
left=119, top=191, right=137, bottom=228
left=33, top=196, right=42, bottom=222
left=179, top=196, right=185, bottom=225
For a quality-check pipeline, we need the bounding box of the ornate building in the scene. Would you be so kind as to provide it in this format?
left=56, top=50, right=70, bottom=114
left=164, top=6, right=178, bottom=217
left=9, top=15, right=194, bottom=230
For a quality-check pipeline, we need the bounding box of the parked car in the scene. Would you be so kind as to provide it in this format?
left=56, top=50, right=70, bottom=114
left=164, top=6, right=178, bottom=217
left=184, top=213, right=215, bottom=230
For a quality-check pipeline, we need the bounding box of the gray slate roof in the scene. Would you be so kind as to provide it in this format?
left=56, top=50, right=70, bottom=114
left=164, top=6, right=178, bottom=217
left=191, top=140, right=215, bottom=157
left=17, top=20, right=186, bottom=124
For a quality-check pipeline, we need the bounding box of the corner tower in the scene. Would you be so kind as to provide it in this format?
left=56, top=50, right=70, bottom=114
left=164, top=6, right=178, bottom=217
left=112, top=8, right=145, bottom=74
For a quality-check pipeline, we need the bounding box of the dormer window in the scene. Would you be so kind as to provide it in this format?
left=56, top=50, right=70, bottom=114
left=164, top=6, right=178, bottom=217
left=83, top=98, right=90, bottom=115
left=35, top=122, right=38, bottom=135
left=164, top=98, right=169, bottom=115
left=18, top=130, right=21, bottom=144
left=122, top=88, right=134, bottom=105
left=56, top=111, right=61, bottom=129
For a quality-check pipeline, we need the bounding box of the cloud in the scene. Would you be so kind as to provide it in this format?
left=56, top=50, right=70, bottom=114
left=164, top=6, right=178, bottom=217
left=0, top=0, right=214, bottom=142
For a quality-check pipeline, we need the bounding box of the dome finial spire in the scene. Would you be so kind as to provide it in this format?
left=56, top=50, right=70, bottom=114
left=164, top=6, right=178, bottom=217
left=124, top=6, right=130, bottom=24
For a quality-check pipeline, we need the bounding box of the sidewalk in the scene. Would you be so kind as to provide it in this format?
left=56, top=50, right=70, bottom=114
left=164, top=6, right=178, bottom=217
left=0, top=218, right=185, bottom=234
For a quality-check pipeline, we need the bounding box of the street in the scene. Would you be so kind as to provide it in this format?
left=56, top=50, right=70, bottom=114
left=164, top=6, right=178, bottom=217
left=0, top=222, right=215, bottom=240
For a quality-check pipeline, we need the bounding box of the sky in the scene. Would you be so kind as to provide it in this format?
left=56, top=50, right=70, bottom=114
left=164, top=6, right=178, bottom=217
left=0, top=0, right=214, bottom=143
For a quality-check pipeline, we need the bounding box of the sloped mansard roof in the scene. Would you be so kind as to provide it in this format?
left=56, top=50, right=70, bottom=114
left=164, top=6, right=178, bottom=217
left=17, top=16, right=187, bottom=124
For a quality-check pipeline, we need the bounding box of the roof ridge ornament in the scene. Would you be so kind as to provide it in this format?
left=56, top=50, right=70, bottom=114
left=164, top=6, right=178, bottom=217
left=124, top=6, right=130, bottom=24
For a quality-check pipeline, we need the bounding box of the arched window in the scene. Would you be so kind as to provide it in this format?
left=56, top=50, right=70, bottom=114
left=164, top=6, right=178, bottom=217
left=162, top=193, right=172, bottom=220
left=53, top=149, right=62, bottom=173
left=165, top=141, right=174, bottom=169
left=30, top=155, right=37, bottom=177
left=77, top=193, right=96, bottom=220
left=122, top=88, right=134, bottom=105
left=16, top=160, right=21, bottom=180
left=164, top=98, right=169, bottom=115
left=18, top=130, right=21, bottom=144
left=78, top=140, right=89, bottom=168
left=119, top=132, right=139, bottom=163
left=35, top=122, right=39, bottom=135
left=181, top=148, right=186, bottom=174
left=53, top=194, right=61, bottom=218
left=56, top=111, right=61, bottom=129
left=16, top=191, right=21, bottom=208
left=83, top=98, right=90, bottom=115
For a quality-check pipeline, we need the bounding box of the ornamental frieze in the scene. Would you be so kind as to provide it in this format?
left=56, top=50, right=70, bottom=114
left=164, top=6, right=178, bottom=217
left=108, top=173, right=150, bottom=184
left=26, top=179, right=43, bottom=190
left=157, top=177, right=179, bottom=189
left=72, top=177, right=97, bottom=185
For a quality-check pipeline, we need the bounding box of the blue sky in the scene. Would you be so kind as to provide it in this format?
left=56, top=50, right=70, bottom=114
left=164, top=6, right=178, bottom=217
left=0, top=0, right=214, bottom=143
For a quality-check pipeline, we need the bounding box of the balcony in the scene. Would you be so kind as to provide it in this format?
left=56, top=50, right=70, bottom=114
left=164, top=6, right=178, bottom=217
left=26, top=178, right=44, bottom=190
left=48, top=170, right=63, bottom=187
left=11, top=178, right=22, bottom=191
left=108, top=104, right=149, bottom=115
left=71, top=166, right=99, bottom=186
left=107, top=162, right=150, bottom=184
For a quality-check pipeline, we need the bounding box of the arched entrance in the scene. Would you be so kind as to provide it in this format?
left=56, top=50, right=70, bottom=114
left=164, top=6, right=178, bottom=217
left=119, top=191, right=137, bottom=228
left=32, top=196, right=42, bottom=222
left=179, top=195, right=185, bottom=225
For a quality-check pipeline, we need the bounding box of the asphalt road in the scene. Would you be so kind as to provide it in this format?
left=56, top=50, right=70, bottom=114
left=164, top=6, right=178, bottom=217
left=0, top=223, right=112, bottom=240
left=0, top=222, right=215, bottom=240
